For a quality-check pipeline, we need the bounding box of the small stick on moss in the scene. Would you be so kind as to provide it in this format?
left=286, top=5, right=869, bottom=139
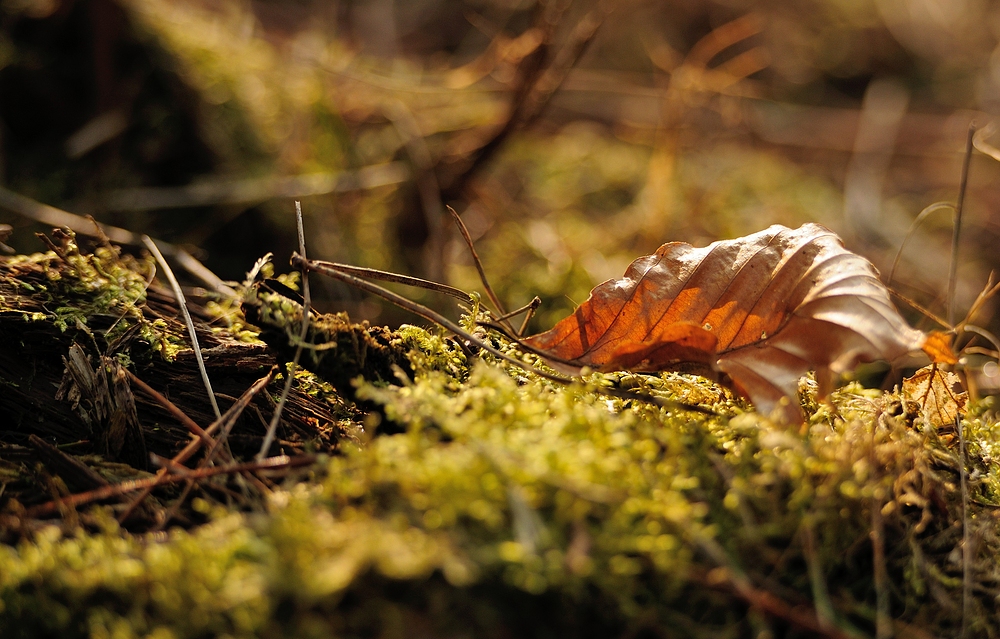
left=518, top=296, right=541, bottom=337
left=948, top=123, right=976, bottom=327
left=297, top=255, right=716, bottom=415
left=319, top=262, right=473, bottom=304
left=257, top=202, right=310, bottom=461
left=447, top=205, right=512, bottom=330
left=143, top=235, right=222, bottom=421
left=493, top=296, right=542, bottom=336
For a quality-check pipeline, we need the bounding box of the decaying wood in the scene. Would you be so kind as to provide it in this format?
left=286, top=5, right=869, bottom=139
left=0, top=233, right=369, bottom=533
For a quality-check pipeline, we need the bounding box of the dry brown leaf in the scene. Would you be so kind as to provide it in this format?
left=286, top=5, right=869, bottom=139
left=524, top=223, right=949, bottom=422
left=902, top=364, right=967, bottom=430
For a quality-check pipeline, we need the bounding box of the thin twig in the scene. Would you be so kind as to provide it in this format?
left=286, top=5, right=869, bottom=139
left=143, top=235, right=222, bottom=421
left=297, top=256, right=716, bottom=416
left=317, top=262, right=473, bottom=304
left=28, top=455, right=315, bottom=517
left=258, top=202, right=310, bottom=461
left=447, top=205, right=510, bottom=327
left=517, top=297, right=541, bottom=337
left=126, top=370, right=221, bottom=454
left=949, top=123, right=976, bottom=327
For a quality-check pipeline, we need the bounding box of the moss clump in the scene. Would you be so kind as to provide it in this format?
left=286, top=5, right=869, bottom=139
left=2, top=314, right=998, bottom=637
left=243, top=281, right=418, bottom=398
left=0, top=229, right=178, bottom=357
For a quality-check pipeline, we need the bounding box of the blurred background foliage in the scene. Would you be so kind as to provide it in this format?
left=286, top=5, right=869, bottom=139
left=1, top=0, right=999, bottom=340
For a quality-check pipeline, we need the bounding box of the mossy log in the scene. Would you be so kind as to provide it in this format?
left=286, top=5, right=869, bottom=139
left=1, top=233, right=1000, bottom=638
left=0, top=233, right=377, bottom=526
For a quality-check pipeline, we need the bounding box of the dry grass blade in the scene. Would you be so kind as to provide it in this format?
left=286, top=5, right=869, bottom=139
left=962, top=324, right=1000, bottom=351
left=887, top=201, right=955, bottom=288
left=0, top=185, right=235, bottom=297
left=972, top=122, right=1000, bottom=162
left=955, top=275, right=1000, bottom=335
left=143, top=235, right=222, bottom=421
left=949, top=123, right=976, bottom=326
left=258, top=202, right=310, bottom=461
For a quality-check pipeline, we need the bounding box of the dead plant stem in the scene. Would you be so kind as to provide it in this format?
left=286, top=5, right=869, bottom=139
left=143, top=235, right=222, bottom=421
left=949, top=123, right=976, bottom=327
left=257, top=202, right=309, bottom=460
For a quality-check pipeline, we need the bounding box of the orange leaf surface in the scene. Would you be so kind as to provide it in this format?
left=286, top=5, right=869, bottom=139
left=902, top=364, right=967, bottom=429
left=524, top=223, right=940, bottom=422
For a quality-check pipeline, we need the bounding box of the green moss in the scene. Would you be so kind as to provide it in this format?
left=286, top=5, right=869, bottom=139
left=2, top=318, right=997, bottom=637
left=1, top=231, right=178, bottom=357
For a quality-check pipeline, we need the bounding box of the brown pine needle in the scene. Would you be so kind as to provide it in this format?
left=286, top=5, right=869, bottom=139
left=28, top=454, right=313, bottom=518
left=126, top=370, right=221, bottom=455
left=119, top=368, right=277, bottom=523
left=447, top=205, right=511, bottom=329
